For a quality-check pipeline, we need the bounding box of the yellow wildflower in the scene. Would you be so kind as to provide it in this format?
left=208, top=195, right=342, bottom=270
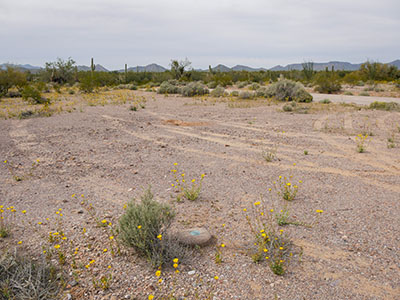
left=155, top=270, right=161, bottom=277
left=54, top=244, right=61, bottom=249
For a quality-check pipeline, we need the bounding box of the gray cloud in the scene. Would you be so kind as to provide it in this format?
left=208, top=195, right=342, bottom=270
left=1, top=0, right=399, bottom=69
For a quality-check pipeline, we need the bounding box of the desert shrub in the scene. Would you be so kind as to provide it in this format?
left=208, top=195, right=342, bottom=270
left=119, top=188, right=181, bottom=267
left=343, top=91, right=353, bottom=95
left=79, top=73, right=99, bottom=93
left=237, top=81, right=248, bottom=88
left=314, top=72, right=341, bottom=94
left=0, top=68, right=26, bottom=97
left=180, top=82, right=209, bottom=97
left=0, top=252, right=61, bottom=299
left=266, top=79, right=312, bottom=102
left=369, top=101, right=400, bottom=111
left=6, top=90, right=22, bottom=98
left=319, top=99, right=331, bottom=104
left=158, top=81, right=179, bottom=94
left=238, top=91, right=254, bottom=99
left=207, top=81, right=218, bottom=89
left=359, top=92, right=370, bottom=96
left=210, top=86, right=226, bottom=97
left=230, top=91, right=239, bottom=97
left=255, top=87, right=268, bottom=98
left=21, top=85, right=49, bottom=104
left=249, top=83, right=260, bottom=90
left=282, top=104, right=293, bottom=112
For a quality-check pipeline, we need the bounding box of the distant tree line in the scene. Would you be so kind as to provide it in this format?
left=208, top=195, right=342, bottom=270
left=1, top=58, right=399, bottom=98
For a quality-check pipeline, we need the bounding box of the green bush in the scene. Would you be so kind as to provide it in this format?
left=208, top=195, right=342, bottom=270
left=207, top=81, right=218, bottom=89
left=359, top=92, right=370, bottom=96
left=314, top=72, right=341, bottom=94
left=249, top=83, right=260, bottom=90
left=266, top=79, right=313, bottom=102
left=230, top=91, right=239, bottom=97
left=180, top=82, right=209, bottom=97
left=79, top=73, right=99, bottom=93
left=0, top=68, right=26, bottom=97
left=158, top=81, right=179, bottom=94
left=210, top=86, right=226, bottom=97
left=282, top=104, right=293, bottom=112
left=118, top=188, right=177, bottom=267
left=369, top=101, right=400, bottom=111
left=319, top=99, right=331, bottom=104
left=255, top=87, right=268, bottom=98
left=21, top=85, right=48, bottom=104
left=0, top=252, right=61, bottom=299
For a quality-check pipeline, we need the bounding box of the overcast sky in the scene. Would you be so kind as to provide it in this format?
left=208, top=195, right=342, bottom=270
left=1, top=0, right=399, bottom=69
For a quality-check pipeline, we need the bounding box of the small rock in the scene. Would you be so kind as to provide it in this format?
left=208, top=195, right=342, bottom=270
left=188, top=270, right=196, bottom=275
left=64, top=294, right=72, bottom=300
left=176, top=227, right=212, bottom=246
left=68, top=279, right=78, bottom=287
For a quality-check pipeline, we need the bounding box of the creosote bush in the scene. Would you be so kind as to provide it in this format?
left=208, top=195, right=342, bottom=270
left=118, top=188, right=180, bottom=267
left=21, top=85, right=49, bottom=104
left=266, top=79, right=312, bottom=102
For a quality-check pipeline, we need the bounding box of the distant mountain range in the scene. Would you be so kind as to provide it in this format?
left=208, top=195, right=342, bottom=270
left=2, top=60, right=400, bottom=73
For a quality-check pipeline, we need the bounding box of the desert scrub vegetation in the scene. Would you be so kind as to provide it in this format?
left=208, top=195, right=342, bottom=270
left=170, top=163, right=205, bottom=201
left=210, top=86, right=226, bottom=97
left=0, top=252, right=61, bottom=299
left=238, top=90, right=254, bottom=99
left=266, top=79, right=312, bottom=102
left=314, top=70, right=342, bottom=94
left=21, top=85, right=49, bottom=105
left=118, top=188, right=187, bottom=267
left=369, top=101, right=400, bottom=112
left=157, top=81, right=179, bottom=94
left=180, top=82, right=209, bottom=97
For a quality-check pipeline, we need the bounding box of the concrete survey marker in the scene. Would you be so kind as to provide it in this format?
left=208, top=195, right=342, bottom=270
left=177, top=227, right=212, bottom=246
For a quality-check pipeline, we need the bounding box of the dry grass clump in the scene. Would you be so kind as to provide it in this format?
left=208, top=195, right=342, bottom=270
left=0, top=252, right=61, bottom=299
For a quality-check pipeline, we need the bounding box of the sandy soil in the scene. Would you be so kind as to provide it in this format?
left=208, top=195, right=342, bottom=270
left=0, top=92, right=399, bottom=299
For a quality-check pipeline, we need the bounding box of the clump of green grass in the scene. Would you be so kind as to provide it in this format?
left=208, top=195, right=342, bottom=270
left=319, top=99, right=331, bottom=104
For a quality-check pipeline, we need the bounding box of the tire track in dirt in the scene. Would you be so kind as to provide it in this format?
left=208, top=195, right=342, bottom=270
left=317, top=132, right=400, bottom=175
left=295, top=239, right=400, bottom=300
left=313, top=114, right=330, bottom=131
left=101, top=115, right=400, bottom=194
left=8, top=119, right=38, bottom=153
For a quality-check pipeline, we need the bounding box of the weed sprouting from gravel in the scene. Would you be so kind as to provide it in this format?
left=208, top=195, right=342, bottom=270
left=262, top=145, right=278, bottom=162
left=355, top=133, right=370, bottom=153
left=170, top=163, right=205, bottom=201
left=244, top=197, right=293, bottom=275
left=273, top=169, right=302, bottom=201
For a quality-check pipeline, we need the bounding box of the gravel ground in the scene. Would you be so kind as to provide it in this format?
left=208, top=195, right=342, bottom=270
left=0, top=92, right=399, bottom=299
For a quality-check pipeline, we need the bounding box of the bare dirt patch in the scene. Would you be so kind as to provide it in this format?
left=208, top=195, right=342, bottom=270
left=0, top=91, right=399, bottom=299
